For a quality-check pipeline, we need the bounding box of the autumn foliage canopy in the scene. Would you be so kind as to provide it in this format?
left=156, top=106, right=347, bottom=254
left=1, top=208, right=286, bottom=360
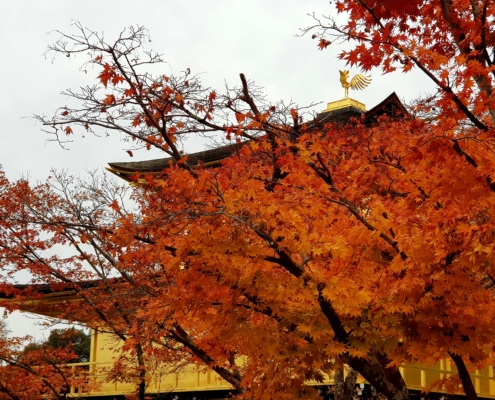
left=2, top=0, right=495, bottom=399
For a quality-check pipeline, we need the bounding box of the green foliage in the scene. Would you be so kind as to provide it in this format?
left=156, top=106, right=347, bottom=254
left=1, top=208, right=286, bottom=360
left=23, top=328, right=91, bottom=363
left=45, top=328, right=91, bottom=363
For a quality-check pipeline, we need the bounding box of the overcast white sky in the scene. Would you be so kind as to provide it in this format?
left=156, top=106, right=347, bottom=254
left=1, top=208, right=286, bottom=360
left=0, top=1, right=434, bottom=338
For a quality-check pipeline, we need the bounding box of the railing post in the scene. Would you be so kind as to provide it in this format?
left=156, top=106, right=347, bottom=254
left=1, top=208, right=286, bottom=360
left=440, top=359, right=445, bottom=381
left=70, top=365, right=75, bottom=394
left=489, top=366, right=495, bottom=395
left=421, top=369, right=427, bottom=388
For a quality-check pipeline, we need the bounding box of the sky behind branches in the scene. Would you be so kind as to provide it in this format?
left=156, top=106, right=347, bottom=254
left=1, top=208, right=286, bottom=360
left=0, top=0, right=433, bottom=338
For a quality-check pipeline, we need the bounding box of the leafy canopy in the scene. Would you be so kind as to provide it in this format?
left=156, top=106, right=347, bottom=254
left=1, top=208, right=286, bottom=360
left=3, top=0, right=495, bottom=398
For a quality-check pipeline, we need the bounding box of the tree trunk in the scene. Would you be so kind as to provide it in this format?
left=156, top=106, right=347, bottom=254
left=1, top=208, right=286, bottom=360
left=317, top=287, right=410, bottom=400
left=346, top=354, right=409, bottom=400
left=449, top=352, right=478, bottom=400
left=334, top=366, right=359, bottom=400
left=135, top=343, right=146, bottom=400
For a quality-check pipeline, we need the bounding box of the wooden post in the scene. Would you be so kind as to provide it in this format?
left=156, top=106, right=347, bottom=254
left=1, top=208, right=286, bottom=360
left=421, top=370, right=427, bottom=388
left=489, top=366, right=494, bottom=395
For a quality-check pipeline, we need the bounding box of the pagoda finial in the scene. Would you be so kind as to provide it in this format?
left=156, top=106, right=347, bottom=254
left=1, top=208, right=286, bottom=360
left=339, top=70, right=372, bottom=98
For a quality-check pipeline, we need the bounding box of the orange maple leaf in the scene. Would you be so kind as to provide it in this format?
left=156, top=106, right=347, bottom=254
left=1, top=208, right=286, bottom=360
left=124, top=88, right=135, bottom=97
left=103, top=94, right=116, bottom=105
left=111, top=74, right=125, bottom=86
left=318, top=39, right=331, bottom=50
left=235, top=113, right=246, bottom=124
left=98, top=63, right=114, bottom=88
left=131, top=115, right=142, bottom=127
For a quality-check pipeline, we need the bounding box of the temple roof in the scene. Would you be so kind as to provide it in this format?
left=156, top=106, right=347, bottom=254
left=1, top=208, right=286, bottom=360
left=0, top=279, right=127, bottom=319
left=364, top=92, right=408, bottom=124
left=107, top=142, right=241, bottom=179
left=315, top=92, right=407, bottom=125
left=106, top=92, right=407, bottom=181
left=0, top=280, right=106, bottom=298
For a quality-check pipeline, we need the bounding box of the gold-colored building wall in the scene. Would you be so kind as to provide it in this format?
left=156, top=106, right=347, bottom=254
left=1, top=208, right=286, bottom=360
left=81, top=330, right=495, bottom=398
left=82, top=329, right=233, bottom=397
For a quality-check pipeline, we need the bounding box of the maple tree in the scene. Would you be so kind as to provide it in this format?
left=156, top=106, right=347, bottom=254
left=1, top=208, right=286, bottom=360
left=0, top=171, right=209, bottom=400
left=0, top=321, right=90, bottom=399
left=1, top=0, right=495, bottom=397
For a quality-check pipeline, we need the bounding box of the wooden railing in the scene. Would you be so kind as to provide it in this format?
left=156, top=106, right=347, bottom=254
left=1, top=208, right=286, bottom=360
left=66, top=361, right=232, bottom=397
left=66, top=360, right=495, bottom=398
left=399, top=361, right=495, bottom=397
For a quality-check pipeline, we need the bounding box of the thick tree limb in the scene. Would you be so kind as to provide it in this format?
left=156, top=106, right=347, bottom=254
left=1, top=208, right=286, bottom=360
left=167, top=323, right=243, bottom=390
left=449, top=352, right=478, bottom=400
